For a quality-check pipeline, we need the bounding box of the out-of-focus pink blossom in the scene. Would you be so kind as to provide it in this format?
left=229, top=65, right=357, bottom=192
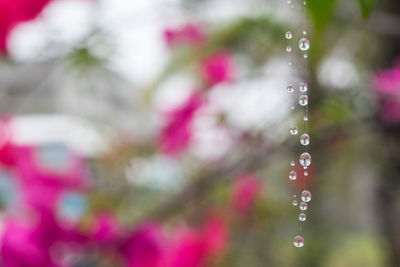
left=164, top=23, right=206, bottom=47
left=231, top=174, right=261, bottom=215
left=91, top=212, right=122, bottom=247
left=373, top=59, right=400, bottom=124
left=0, top=0, right=54, bottom=52
left=119, top=223, right=165, bottom=267
left=200, top=51, right=235, bottom=87
left=1, top=209, right=87, bottom=267
left=160, top=92, right=204, bottom=155
left=166, top=216, right=228, bottom=267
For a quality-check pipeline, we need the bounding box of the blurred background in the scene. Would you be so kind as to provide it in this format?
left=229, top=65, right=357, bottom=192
left=0, top=0, right=399, bottom=266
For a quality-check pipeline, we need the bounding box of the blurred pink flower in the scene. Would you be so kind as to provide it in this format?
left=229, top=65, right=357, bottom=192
left=166, top=216, right=228, bottom=267
left=90, top=212, right=122, bottom=247
left=1, top=209, right=87, bottom=267
left=0, top=0, right=54, bottom=52
left=231, top=174, right=261, bottom=215
left=160, top=92, right=204, bottom=155
left=200, top=51, right=235, bottom=87
left=373, top=59, right=400, bottom=124
left=164, top=23, right=206, bottom=47
left=119, top=223, right=165, bottom=267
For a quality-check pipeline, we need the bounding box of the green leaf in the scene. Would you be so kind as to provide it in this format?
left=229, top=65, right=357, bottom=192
left=306, top=0, right=338, bottom=32
left=358, top=0, right=375, bottom=19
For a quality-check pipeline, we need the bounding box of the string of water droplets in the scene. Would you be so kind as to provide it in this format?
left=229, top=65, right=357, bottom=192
left=285, top=0, right=311, bottom=248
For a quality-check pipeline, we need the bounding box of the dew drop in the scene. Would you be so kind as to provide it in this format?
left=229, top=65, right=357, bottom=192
left=302, top=30, right=307, bottom=35
left=299, top=201, right=307, bottom=211
left=285, top=31, right=293, bottom=40
left=300, top=133, right=310, bottom=146
left=287, top=84, right=294, bottom=93
left=290, top=126, right=298, bottom=135
left=304, top=171, right=308, bottom=176
left=303, top=54, right=308, bottom=59
left=289, top=171, right=297, bottom=180
left=286, top=46, right=292, bottom=52
left=299, top=213, right=307, bottom=221
left=293, top=200, right=298, bottom=206
left=299, top=37, right=310, bottom=51
left=303, top=116, right=308, bottom=121
left=290, top=161, right=295, bottom=167
left=299, top=82, right=308, bottom=92
left=299, top=95, right=308, bottom=106
left=299, top=152, right=311, bottom=167
left=301, top=190, right=312, bottom=202
left=290, top=106, right=295, bottom=110
left=293, top=235, right=304, bottom=247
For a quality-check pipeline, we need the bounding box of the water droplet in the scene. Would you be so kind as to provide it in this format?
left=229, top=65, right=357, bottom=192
left=303, top=54, right=308, bottom=59
left=299, top=95, right=308, bottom=106
left=300, top=133, right=310, bottom=146
left=289, top=171, right=297, bottom=180
left=285, top=32, right=293, bottom=40
left=286, top=46, right=292, bottom=52
left=287, top=84, right=294, bottom=93
left=302, top=30, right=307, bottom=35
left=290, top=106, right=295, bottom=110
left=299, top=82, right=308, bottom=92
left=299, top=201, right=307, bottom=210
left=290, top=161, right=295, bottom=167
left=293, top=194, right=296, bottom=198
left=299, top=37, right=310, bottom=51
left=299, top=152, right=311, bottom=167
left=303, top=1, right=307, bottom=5
left=293, top=235, right=304, bottom=247
left=301, top=190, right=312, bottom=202
left=303, top=116, right=308, bottom=121
left=290, top=126, right=298, bottom=135
left=287, top=0, right=291, bottom=3
left=293, top=200, right=298, bottom=206
left=299, top=213, right=307, bottom=221
left=304, top=171, right=308, bottom=176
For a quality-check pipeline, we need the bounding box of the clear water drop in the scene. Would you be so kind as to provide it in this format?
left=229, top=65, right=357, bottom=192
left=304, top=171, right=308, bottom=176
left=299, top=152, right=311, bottom=167
left=293, top=200, right=298, bottom=206
left=301, top=190, right=312, bottom=202
left=290, top=126, right=298, bottom=135
left=304, top=116, right=308, bottom=121
left=293, top=235, right=304, bottom=247
left=287, top=0, right=291, bottom=3
left=300, top=133, right=310, bottom=146
left=290, top=161, right=295, bottom=167
left=299, top=95, right=308, bottom=106
left=286, top=46, right=292, bottom=52
left=302, top=30, right=307, bottom=35
left=287, top=84, right=294, bottom=93
left=299, top=37, right=310, bottom=51
left=303, top=1, right=306, bottom=5
left=289, top=171, right=297, bottom=180
left=285, top=32, right=292, bottom=40
left=290, top=106, right=295, bottom=110
left=303, top=54, right=308, bottom=59
left=299, top=213, right=307, bottom=221
left=293, top=194, right=296, bottom=198
left=299, top=82, right=308, bottom=92
left=299, top=201, right=307, bottom=210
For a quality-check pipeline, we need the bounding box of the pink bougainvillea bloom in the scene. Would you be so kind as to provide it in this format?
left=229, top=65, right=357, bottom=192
left=231, top=173, right=261, bottom=215
left=119, top=222, right=165, bottom=267
left=200, top=51, right=235, bottom=86
left=373, top=59, right=400, bottom=124
left=167, top=216, right=228, bottom=267
left=1, top=209, right=87, bottom=267
left=164, top=23, right=206, bottom=47
left=0, top=0, right=54, bottom=52
left=160, top=93, right=204, bottom=155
